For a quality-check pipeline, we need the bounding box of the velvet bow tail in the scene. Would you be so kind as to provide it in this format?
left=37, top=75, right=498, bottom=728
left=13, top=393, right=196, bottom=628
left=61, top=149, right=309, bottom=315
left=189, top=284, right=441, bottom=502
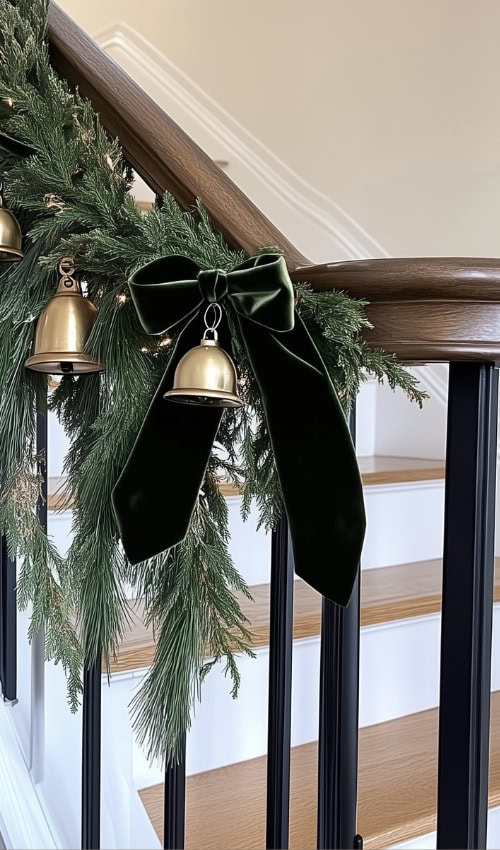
left=234, top=310, right=365, bottom=605
left=112, top=313, right=225, bottom=565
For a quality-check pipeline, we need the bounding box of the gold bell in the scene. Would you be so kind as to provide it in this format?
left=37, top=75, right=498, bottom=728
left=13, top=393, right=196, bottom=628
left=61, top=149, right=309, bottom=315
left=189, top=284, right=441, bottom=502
left=25, top=257, right=104, bottom=375
left=164, top=304, right=243, bottom=408
left=0, top=188, right=23, bottom=261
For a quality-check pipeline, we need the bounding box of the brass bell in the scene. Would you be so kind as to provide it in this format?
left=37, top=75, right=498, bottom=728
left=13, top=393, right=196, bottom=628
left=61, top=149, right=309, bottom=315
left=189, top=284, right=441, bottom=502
left=164, top=304, right=243, bottom=408
left=0, top=188, right=23, bottom=261
left=25, top=257, right=105, bottom=375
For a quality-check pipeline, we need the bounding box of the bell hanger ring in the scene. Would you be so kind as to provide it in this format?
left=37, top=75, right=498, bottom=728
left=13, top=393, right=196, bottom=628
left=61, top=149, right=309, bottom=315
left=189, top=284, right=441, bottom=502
left=203, top=302, right=223, bottom=344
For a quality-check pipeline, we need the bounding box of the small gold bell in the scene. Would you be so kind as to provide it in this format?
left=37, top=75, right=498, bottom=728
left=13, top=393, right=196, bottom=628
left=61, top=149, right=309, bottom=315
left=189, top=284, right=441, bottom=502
left=25, top=258, right=105, bottom=375
left=0, top=188, right=23, bottom=261
left=164, top=304, right=243, bottom=408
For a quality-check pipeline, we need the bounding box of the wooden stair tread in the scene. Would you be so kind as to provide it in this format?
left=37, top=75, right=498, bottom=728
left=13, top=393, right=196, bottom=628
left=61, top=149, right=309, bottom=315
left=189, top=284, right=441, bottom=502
left=139, top=690, right=500, bottom=849
left=107, top=559, right=500, bottom=674
left=356, top=455, right=444, bottom=485
left=47, top=456, right=445, bottom=511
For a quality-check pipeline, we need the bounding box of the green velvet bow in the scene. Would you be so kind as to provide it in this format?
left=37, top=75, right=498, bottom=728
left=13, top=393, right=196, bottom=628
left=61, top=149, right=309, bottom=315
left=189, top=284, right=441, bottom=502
left=112, top=253, right=366, bottom=606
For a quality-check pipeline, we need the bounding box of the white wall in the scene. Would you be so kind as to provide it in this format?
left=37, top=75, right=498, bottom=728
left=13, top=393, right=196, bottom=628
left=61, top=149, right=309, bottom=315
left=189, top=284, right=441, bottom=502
left=58, top=0, right=500, bottom=259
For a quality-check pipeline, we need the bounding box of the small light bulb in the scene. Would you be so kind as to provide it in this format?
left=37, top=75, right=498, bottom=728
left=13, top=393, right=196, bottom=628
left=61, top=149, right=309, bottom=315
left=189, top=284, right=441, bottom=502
left=141, top=347, right=149, bottom=354
left=159, top=336, right=172, bottom=348
left=116, top=293, right=128, bottom=305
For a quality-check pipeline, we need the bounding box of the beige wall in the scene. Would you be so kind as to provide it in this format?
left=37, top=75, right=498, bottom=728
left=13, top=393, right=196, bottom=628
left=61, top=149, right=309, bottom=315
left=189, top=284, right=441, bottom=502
left=59, top=0, right=500, bottom=257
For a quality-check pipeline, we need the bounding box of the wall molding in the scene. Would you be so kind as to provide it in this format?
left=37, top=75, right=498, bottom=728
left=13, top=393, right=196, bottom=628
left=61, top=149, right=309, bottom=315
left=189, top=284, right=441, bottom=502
left=0, top=702, right=57, bottom=849
left=93, top=23, right=389, bottom=264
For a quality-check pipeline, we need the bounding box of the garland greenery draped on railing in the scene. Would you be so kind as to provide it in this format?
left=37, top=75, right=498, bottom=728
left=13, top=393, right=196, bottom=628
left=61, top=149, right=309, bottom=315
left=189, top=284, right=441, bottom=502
left=0, top=0, right=425, bottom=762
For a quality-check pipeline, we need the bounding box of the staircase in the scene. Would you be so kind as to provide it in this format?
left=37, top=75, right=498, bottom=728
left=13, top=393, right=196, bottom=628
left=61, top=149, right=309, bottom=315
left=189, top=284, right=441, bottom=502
left=0, top=5, right=499, bottom=850
left=41, top=443, right=500, bottom=848
left=139, top=693, right=500, bottom=849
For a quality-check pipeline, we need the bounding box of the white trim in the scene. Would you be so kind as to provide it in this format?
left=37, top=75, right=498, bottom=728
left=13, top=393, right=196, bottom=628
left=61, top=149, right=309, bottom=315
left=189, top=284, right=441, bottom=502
left=0, top=702, right=56, bottom=850
left=364, top=479, right=444, bottom=496
left=30, top=628, right=45, bottom=783
left=411, top=364, right=448, bottom=406
left=93, top=23, right=388, bottom=263
left=363, top=611, right=441, bottom=635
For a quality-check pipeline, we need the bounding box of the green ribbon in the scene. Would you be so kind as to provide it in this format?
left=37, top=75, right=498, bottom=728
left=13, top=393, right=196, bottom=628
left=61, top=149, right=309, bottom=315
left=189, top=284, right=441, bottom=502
left=112, top=253, right=365, bottom=606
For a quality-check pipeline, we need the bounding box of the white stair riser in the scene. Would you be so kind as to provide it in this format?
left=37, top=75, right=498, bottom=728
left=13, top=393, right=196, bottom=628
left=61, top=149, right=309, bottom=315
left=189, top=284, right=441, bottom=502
left=19, top=602, right=498, bottom=850
left=49, top=476, right=446, bottom=587
left=226, top=479, right=445, bottom=581
left=362, top=480, right=444, bottom=569
left=120, top=605, right=500, bottom=788
left=47, top=379, right=378, bottom=478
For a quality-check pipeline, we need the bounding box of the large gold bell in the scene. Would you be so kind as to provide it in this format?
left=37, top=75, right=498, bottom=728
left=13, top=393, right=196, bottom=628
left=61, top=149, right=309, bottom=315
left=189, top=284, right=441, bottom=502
left=25, top=258, right=104, bottom=374
left=0, top=202, right=23, bottom=261
left=164, top=336, right=243, bottom=408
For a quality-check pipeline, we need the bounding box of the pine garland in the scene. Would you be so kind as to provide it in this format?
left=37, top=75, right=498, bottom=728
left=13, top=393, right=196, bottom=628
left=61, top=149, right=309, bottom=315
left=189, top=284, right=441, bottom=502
left=0, top=0, right=426, bottom=763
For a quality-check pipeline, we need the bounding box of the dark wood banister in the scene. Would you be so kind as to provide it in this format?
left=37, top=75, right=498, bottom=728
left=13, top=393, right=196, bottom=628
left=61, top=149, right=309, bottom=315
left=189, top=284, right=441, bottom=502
left=48, top=3, right=500, bottom=364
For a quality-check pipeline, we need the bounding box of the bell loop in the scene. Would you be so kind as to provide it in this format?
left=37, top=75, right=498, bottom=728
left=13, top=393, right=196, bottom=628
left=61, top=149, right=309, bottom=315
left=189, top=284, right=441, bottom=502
left=58, top=256, right=76, bottom=278
left=56, top=257, right=80, bottom=293
left=203, top=327, right=219, bottom=343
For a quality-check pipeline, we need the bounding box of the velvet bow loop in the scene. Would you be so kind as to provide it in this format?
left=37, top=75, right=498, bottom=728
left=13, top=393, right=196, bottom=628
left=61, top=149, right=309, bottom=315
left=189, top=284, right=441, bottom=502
left=113, top=252, right=366, bottom=607
left=128, top=253, right=295, bottom=337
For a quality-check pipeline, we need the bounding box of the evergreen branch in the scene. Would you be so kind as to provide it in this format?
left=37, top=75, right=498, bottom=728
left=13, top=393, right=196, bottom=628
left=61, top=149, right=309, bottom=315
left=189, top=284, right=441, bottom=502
left=131, top=471, right=254, bottom=765
left=0, top=0, right=427, bottom=764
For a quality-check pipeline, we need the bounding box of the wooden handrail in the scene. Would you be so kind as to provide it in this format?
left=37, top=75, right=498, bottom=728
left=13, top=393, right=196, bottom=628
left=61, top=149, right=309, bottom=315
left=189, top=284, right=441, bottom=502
left=290, top=258, right=500, bottom=362
left=48, top=3, right=500, bottom=364
left=47, top=3, right=306, bottom=268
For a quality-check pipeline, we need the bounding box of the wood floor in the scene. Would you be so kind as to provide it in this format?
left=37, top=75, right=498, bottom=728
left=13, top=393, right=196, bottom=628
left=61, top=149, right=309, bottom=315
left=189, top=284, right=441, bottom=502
left=140, top=691, right=500, bottom=850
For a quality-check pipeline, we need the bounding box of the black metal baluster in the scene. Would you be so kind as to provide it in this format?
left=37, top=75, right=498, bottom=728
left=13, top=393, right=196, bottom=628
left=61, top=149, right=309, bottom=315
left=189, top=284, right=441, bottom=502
left=266, top=514, right=294, bottom=849
left=37, top=401, right=48, bottom=534
left=81, top=377, right=102, bottom=850
left=437, top=362, right=498, bottom=849
left=317, top=406, right=361, bottom=850
left=164, top=736, right=186, bottom=850
left=0, top=534, right=17, bottom=702
left=159, top=161, right=186, bottom=842
left=82, top=656, right=102, bottom=850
